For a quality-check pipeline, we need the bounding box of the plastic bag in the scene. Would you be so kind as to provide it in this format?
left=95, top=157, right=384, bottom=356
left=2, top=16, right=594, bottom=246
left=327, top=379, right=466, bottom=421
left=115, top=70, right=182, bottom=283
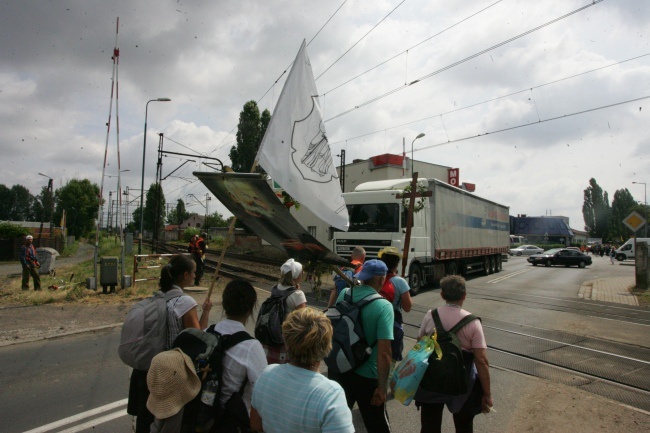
left=390, top=333, right=439, bottom=405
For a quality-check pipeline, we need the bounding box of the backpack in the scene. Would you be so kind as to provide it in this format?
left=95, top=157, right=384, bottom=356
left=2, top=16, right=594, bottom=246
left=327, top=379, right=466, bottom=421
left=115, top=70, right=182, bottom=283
left=254, top=285, right=295, bottom=346
left=173, top=326, right=254, bottom=433
left=333, top=268, right=355, bottom=295
left=419, top=309, right=480, bottom=396
left=324, top=287, right=383, bottom=375
left=118, top=290, right=182, bottom=370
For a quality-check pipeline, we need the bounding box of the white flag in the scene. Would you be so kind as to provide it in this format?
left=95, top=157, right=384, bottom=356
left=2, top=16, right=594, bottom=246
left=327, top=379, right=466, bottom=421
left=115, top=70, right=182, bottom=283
left=256, top=40, right=349, bottom=231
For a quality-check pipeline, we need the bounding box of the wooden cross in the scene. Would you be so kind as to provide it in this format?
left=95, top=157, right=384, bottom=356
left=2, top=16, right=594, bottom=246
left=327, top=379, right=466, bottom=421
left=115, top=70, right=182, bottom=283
left=395, top=172, right=432, bottom=278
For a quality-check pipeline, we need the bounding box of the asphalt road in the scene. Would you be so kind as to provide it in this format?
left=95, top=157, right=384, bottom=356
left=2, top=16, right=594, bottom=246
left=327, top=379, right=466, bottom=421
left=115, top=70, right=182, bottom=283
left=1, top=255, right=647, bottom=432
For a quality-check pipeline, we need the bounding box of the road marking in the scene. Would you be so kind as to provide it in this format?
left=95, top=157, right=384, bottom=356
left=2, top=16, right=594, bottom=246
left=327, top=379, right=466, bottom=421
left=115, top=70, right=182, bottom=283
left=488, top=268, right=531, bottom=284
left=58, top=410, right=128, bottom=433
left=22, top=399, right=127, bottom=433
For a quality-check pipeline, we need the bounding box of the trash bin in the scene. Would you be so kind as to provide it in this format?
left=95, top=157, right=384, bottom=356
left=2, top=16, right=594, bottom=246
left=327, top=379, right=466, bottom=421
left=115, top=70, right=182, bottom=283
left=36, top=247, right=59, bottom=275
left=100, top=257, right=118, bottom=294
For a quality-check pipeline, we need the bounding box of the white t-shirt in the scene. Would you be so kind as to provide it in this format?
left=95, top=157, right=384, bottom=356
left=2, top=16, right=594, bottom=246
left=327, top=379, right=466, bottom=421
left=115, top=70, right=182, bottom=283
left=213, top=319, right=268, bottom=411
left=165, top=287, right=197, bottom=348
left=275, top=283, right=307, bottom=311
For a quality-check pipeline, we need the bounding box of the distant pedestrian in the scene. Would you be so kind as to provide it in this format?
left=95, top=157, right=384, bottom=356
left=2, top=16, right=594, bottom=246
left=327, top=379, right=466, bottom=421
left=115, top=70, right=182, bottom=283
left=250, top=308, right=354, bottom=433
left=187, top=234, right=206, bottom=286
left=327, top=246, right=366, bottom=308
left=20, top=235, right=41, bottom=290
left=610, top=247, right=616, bottom=265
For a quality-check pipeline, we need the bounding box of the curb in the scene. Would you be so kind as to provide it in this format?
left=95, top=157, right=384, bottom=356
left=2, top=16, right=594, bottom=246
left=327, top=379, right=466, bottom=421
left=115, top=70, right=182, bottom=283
left=0, top=322, right=123, bottom=348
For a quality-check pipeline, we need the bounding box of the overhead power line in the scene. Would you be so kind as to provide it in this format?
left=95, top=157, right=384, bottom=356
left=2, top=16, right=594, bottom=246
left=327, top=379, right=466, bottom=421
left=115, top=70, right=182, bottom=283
left=325, top=0, right=605, bottom=122
left=415, top=95, right=649, bottom=152
left=322, top=0, right=503, bottom=96
left=328, top=52, right=650, bottom=146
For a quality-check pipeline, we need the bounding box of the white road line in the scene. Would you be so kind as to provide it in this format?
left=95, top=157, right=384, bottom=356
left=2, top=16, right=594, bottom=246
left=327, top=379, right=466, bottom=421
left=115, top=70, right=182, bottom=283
left=22, top=399, right=128, bottom=433
left=57, top=409, right=128, bottom=433
left=488, top=268, right=531, bottom=283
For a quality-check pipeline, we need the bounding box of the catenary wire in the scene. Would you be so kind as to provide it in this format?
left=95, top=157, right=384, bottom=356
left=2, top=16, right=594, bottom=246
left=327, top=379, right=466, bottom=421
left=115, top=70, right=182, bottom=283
left=322, top=0, right=503, bottom=95
left=324, top=0, right=605, bottom=122
left=315, top=0, right=407, bottom=81
left=415, top=95, right=650, bottom=152
left=327, top=52, right=650, bottom=146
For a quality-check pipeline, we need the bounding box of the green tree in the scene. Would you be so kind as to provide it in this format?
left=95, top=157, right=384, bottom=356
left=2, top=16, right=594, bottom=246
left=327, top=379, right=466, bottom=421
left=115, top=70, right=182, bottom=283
left=582, top=178, right=611, bottom=240
left=175, top=199, right=189, bottom=225
left=205, top=211, right=228, bottom=228
left=144, top=183, right=166, bottom=233
left=610, top=188, right=637, bottom=241
left=53, top=178, right=100, bottom=238
left=229, top=100, right=271, bottom=172
left=0, top=184, right=36, bottom=221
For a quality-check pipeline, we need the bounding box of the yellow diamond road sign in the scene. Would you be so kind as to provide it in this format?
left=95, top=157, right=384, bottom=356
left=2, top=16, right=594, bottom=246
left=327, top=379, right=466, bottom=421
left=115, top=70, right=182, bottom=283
left=623, top=211, right=647, bottom=232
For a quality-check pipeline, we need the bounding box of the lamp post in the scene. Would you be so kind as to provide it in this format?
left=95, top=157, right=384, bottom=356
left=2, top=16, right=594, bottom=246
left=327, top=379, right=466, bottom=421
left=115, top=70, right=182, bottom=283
left=37, top=173, right=54, bottom=248
left=139, top=98, right=171, bottom=254
left=632, top=181, right=647, bottom=237
left=411, top=133, right=426, bottom=173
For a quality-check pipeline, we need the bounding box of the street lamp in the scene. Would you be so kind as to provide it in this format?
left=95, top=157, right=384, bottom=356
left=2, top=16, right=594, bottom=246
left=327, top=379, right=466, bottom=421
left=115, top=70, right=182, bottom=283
left=139, top=98, right=171, bottom=254
left=411, top=133, right=426, bottom=173
left=632, top=181, right=647, bottom=237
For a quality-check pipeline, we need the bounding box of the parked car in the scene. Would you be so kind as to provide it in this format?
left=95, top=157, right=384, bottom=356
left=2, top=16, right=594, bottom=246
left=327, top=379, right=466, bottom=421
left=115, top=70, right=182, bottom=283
left=509, top=245, right=544, bottom=256
left=527, top=248, right=592, bottom=268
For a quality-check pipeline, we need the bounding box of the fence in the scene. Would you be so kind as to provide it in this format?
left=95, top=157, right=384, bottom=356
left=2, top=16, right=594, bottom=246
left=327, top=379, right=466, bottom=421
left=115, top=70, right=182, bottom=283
left=133, top=253, right=193, bottom=286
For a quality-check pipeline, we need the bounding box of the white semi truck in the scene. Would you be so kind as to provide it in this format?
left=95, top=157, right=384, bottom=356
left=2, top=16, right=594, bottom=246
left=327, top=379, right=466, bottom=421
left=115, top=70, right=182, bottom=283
left=333, top=178, right=510, bottom=294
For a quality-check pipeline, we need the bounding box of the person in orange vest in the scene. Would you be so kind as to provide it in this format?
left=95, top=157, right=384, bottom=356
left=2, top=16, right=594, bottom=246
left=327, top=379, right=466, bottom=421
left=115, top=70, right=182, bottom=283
left=187, top=233, right=207, bottom=286
left=20, top=235, right=41, bottom=290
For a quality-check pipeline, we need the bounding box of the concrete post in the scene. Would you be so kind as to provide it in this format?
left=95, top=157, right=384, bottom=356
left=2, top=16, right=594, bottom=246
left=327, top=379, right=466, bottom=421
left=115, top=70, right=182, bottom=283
left=636, top=241, right=649, bottom=290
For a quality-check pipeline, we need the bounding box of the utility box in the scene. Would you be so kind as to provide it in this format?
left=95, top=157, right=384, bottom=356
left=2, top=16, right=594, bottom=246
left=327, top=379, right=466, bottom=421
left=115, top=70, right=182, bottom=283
left=100, top=257, right=118, bottom=294
left=36, top=247, right=59, bottom=275
left=125, top=233, right=133, bottom=254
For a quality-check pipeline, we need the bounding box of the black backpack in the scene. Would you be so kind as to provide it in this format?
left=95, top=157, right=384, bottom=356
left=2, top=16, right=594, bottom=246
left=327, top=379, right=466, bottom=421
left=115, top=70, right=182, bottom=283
left=254, top=285, right=295, bottom=346
left=324, top=286, right=383, bottom=375
left=172, top=326, right=254, bottom=433
left=419, top=309, right=480, bottom=396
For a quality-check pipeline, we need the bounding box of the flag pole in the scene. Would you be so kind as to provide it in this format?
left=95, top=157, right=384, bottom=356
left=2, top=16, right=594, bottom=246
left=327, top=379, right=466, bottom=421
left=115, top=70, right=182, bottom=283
left=205, top=161, right=259, bottom=303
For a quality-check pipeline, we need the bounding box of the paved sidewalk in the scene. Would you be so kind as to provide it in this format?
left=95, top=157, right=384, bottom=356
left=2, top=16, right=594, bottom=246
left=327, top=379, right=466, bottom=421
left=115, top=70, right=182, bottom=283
left=578, top=276, right=638, bottom=305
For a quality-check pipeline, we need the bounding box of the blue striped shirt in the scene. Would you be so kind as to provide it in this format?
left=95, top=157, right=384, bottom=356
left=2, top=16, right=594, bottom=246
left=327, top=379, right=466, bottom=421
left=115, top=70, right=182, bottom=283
left=252, top=363, right=354, bottom=433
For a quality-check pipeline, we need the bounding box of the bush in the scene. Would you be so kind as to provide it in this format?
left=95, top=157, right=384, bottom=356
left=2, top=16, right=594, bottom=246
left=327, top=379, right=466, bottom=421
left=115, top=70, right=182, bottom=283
left=0, top=222, right=30, bottom=239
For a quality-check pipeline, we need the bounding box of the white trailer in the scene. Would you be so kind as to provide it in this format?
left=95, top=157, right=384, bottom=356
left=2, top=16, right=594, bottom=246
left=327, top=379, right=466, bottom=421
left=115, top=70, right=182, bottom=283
left=333, top=178, right=510, bottom=294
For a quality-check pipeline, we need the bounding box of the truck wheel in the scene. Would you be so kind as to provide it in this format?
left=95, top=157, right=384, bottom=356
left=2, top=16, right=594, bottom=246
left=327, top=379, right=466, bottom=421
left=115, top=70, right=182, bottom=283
left=488, top=256, right=495, bottom=274
left=578, top=261, right=586, bottom=268
left=495, top=255, right=502, bottom=272
left=482, top=257, right=489, bottom=276
left=616, top=254, right=625, bottom=262
left=446, top=261, right=458, bottom=276
left=409, top=264, right=423, bottom=296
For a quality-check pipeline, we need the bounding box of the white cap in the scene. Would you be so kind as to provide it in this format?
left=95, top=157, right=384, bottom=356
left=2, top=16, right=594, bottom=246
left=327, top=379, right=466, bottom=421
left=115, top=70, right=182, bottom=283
left=280, top=258, right=303, bottom=279
left=26, top=235, right=33, bottom=240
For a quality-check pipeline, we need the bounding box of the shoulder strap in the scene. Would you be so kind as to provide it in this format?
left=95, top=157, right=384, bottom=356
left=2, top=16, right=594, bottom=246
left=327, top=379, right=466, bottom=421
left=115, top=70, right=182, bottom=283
left=222, top=330, right=254, bottom=351
left=355, top=292, right=383, bottom=308
left=160, top=289, right=183, bottom=302
left=433, top=309, right=480, bottom=334
left=449, top=314, right=480, bottom=334
left=271, top=285, right=295, bottom=299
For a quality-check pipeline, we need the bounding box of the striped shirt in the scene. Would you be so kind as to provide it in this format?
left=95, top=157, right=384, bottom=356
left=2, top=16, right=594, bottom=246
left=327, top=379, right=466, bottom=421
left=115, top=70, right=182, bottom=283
left=165, top=287, right=197, bottom=348
left=252, top=363, right=354, bottom=433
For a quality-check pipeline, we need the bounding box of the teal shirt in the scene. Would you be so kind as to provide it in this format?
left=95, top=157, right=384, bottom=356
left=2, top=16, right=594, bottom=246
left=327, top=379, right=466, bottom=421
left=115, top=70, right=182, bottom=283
left=336, top=285, right=394, bottom=379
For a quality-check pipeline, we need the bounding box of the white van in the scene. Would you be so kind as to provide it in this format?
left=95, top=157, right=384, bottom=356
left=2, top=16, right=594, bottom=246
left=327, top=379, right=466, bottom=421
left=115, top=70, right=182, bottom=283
left=614, top=238, right=650, bottom=261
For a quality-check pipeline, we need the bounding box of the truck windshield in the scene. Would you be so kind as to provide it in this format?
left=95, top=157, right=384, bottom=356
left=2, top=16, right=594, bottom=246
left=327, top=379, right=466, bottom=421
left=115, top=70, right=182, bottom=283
left=347, top=203, right=400, bottom=232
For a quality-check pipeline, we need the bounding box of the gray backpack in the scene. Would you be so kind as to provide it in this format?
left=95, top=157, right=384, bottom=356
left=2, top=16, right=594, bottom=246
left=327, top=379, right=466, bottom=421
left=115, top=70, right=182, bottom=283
left=118, top=290, right=182, bottom=370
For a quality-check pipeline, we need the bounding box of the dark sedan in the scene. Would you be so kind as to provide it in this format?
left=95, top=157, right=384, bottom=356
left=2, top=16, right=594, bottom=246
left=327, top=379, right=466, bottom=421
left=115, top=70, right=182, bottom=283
left=527, top=248, right=593, bottom=268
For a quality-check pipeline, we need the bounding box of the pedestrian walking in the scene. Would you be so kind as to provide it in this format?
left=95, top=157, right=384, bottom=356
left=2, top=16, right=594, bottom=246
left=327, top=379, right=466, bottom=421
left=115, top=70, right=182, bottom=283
left=610, top=246, right=616, bottom=264
left=250, top=308, right=354, bottom=433
left=188, top=233, right=206, bottom=286
left=127, top=254, right=212, bottom=433
left=20, top=235, right=41, bottom=290
left=414, top=275, right=492, bottom=433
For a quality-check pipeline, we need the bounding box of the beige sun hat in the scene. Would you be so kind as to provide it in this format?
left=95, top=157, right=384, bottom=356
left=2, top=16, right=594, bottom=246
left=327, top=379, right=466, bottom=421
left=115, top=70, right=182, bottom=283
left=146, top=348, right=201, bottom=420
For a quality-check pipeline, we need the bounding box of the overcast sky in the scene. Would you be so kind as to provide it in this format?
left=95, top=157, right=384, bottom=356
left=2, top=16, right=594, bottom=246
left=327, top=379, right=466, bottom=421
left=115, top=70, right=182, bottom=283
left=1, top=0, right=648, bottom=232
